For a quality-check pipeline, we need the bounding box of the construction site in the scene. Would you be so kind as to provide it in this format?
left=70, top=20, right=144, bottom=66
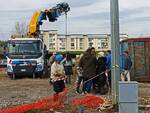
left=0, top=1, right=150, bottom=113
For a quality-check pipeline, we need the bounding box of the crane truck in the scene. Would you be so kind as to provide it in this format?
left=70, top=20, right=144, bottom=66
left=6, top=3, right=70, bottom=79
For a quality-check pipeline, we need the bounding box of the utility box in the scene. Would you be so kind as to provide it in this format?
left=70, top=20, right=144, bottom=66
left=119, top=81, right=138, bottom=113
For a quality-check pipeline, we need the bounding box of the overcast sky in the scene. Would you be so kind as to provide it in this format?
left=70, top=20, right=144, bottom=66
left=0, top=0, right=150, bottom=40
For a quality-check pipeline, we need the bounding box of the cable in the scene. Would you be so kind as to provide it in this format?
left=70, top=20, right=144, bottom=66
left=66, top=65, right=120, bottom=94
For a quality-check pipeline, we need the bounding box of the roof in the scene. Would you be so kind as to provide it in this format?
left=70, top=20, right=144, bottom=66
left=57, top=34, right=109, bottom=39
left=121, top=37, right=150, bottom=42
left=8, top=38, right=42, bottom=41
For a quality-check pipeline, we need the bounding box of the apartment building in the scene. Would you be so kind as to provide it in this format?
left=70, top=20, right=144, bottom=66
left=41, top=30, right=128, bottom=51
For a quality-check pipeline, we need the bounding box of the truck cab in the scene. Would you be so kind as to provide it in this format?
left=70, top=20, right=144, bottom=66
left=6, top=37, right=48, bottom=79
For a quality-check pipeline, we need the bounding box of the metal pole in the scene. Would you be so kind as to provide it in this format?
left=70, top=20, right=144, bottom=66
left=65, top=12, right=67, bottom=51
left=110, top=0, right=120, bottom=105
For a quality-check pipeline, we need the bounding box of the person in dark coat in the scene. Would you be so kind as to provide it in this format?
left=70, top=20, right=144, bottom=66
left=121, top=50, right=132, bottom=81
left=94, top=52, right=107, bottom=94
left=79, top=48, right=97, bottom=94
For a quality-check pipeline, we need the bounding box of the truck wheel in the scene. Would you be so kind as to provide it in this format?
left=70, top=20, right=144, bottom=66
left=40, top=68, right=48, bottom=79
left=39, top=71, right=45, bottom=79
left=13, top=74, right=15, bottom=80
left=42, top=69, right=49, bottom=78
left=10, top=74, right=15, bottom=80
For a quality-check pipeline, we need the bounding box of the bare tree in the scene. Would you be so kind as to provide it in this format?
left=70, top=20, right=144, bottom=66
left=12, top=21, right=29, bottom=35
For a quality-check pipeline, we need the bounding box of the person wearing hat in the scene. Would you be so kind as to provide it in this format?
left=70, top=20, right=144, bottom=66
left=93, top=51, right=107, bottom=94
left=51, top=54, right=66, bottom=96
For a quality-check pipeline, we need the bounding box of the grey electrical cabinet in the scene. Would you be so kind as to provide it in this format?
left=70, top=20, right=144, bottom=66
left=118, top=81, right=138, bottom=113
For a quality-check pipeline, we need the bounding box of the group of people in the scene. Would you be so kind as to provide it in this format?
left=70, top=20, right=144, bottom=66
left=48, top=47, right=132, bottom=96
left=76, top=48, right=111, bottom=94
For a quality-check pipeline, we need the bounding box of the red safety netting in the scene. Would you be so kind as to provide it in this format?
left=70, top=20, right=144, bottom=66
left=0, top=88, right=107, bottom=113
left=71, top=95, right=105, bottom=108
left=0, top=88, right=68, bottom=113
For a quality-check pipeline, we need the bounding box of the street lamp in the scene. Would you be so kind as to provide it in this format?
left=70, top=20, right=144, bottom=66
left=65, top=12, right=68, bottom=51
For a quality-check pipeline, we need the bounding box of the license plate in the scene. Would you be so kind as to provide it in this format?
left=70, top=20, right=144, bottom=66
left=21, top=69, right=26, bottom=72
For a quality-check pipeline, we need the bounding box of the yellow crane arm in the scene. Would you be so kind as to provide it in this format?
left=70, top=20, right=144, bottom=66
left=27, top=2, right=70, bottom=37
left=28, top=11, right=40, bottom=36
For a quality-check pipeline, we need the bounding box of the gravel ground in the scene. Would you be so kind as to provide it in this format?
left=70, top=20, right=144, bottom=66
left=0, top=78, right=52, bottom=108
left=0, top=69, right=150, bottom=113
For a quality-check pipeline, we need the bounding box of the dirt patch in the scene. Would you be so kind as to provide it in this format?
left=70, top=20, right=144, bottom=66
left=0, top=78, right=52, bottom=108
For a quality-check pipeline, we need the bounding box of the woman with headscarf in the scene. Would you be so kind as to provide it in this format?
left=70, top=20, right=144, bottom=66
left=51, top=54, right=66, bottom=98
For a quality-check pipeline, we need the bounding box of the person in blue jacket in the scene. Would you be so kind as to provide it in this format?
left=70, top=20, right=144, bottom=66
left=121, top=51, right=132, bottom=81
left=105, top=50, right=111, bottom=88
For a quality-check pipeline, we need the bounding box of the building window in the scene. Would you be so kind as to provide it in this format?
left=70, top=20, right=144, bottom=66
left=40, top=34, right=43, bottom=38
left=88, top=39, right=93, bottom=42
left=80, top=47, right=83, bottom=49
left=71, top=47, right=75, bottom=49
left=98, top=47, right=101, bottom=49
left=49, top=47, right=55, bottom=50
left=80, top=38, right=83, bottom=42
left=89, top=42, right=93, bottom=47
left=71, top=43, right=74, bottom=47
left=60, top=47, right=65, bottom=50
left=59, top=38, right=63, bottom=42
left=49, top=43, right=55, bottom=46
left=49, top=38, right=53, bottom=42
left=59, top=38, right=66, bottom=42
left=101, top=41, right=108, bottom=49
left=49, top=34, right=54, bottom=37
left=71, top=38, right=74, bottom=42
left=80, top=43, right=83, bottom=46
left=71, top=42, right=75, bottom=50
